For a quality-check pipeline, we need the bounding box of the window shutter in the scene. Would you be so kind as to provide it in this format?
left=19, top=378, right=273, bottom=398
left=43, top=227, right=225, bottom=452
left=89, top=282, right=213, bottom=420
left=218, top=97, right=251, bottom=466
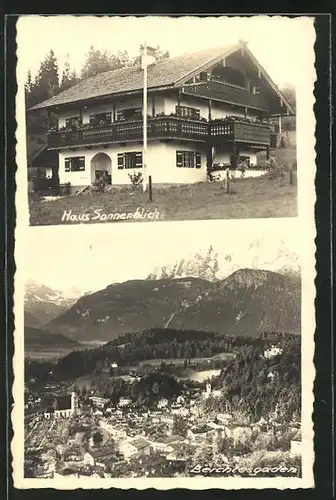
left=117, top=153, right=124, bottom=169
left=135, top=152, right=143, bottom=167
left=176, top=151, right=183, bottom=168
left=195, top=153, right=201, bottom=169
left=79, top=157, right=85, bottom=171
left=65, top=158, right=70, bottom=172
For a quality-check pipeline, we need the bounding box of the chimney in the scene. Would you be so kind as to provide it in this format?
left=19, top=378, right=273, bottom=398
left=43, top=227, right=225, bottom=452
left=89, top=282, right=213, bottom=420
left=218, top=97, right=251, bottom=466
left=140, top=45, right=157, bottom=69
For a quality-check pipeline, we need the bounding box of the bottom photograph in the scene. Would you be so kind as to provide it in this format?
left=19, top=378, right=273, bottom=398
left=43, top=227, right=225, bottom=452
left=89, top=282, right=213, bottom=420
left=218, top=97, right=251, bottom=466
left=21, top=221, right=302, bottom=483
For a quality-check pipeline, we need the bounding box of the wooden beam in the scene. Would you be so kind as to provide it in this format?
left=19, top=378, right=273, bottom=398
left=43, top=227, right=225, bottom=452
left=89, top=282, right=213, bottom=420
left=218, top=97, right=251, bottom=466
left=113, top=104, right=116, bottom=122
left=231, top=142, right=238, bottom=169
left=152, top=96, right=156, bottom=117
left=206, top=146, right=213, bottom=174
left=266, top=145, right=270, bottom=160
left=208, top=100, right=212, bottom=121
left=177, top=90, right=181, bottom=107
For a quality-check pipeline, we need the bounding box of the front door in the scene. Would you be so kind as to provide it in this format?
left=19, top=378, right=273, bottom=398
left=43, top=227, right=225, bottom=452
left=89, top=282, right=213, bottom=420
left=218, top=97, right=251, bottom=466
left=95, top=169, right=111, bottom=185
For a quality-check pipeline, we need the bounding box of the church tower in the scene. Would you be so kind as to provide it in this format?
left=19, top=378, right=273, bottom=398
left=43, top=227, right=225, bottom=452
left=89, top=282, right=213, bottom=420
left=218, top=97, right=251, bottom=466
left=71, top=391, right=79, bottom=415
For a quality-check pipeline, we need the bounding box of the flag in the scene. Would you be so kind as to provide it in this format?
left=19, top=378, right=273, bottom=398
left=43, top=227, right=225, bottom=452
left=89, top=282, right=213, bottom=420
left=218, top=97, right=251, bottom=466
left=140, top=45, right=157, bottom=57
left=140, top=45, right=157, bottom=70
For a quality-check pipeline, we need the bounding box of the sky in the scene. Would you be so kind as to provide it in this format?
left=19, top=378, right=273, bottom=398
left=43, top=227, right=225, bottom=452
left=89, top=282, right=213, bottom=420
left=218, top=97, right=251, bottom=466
left=24, top=218, right=302, bottom=295
left=16, top=15, right=315, bottom=89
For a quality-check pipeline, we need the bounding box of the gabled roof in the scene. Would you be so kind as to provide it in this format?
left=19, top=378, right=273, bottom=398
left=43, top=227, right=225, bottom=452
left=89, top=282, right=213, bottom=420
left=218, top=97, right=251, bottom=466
left=88, top=447, right=116, bottom=458
left=30, top=41, right=294, bottom=115
left=129, top=438, right=151, bottom=450
left=292, top=429, right=301, bottom=441
left=30, top=45, right=236, bottom=111
left=190, top=425, right=209, bottom=434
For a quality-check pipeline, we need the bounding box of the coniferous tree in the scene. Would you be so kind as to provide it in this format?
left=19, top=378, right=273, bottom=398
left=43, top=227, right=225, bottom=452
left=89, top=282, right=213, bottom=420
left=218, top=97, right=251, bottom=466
left=60, top=54, right=80, bottom=91
left=34, top=49, right=60, bottom=103
left=25, top=69, right=33, bottom=96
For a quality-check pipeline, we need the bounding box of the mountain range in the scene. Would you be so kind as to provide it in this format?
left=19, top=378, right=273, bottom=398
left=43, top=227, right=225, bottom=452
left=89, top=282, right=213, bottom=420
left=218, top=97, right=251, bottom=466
left=24, top=280, right=79, bottom=326
left=41, top=269, right=301, bottom=342
left=148, top=244, right=300, bottom=282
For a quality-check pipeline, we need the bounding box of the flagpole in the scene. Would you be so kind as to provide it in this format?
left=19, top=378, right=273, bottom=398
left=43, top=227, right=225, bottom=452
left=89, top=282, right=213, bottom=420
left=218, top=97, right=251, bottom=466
left=142, top=41, right=148, bottom=193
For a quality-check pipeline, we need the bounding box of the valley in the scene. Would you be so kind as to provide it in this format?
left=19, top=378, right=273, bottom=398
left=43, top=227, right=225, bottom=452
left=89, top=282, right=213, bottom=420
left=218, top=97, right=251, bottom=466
left=27, top=269, right=300, bottom=344
left=23, top=267, right=302, bottom=479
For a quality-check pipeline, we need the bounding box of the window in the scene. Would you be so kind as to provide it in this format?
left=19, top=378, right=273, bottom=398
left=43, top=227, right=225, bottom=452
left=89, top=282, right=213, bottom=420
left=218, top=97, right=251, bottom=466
left=116, top=108, right=142, bottom=121
left=252, top=85, right=260, bottom=95
left=89, top=112, right=112, bottom=127
left=238, top=156, right=250, bottom=167
left=117, top=152, right=143, bottom=169
left=64, top=157, right=85, bottom=172
left=65, top=116, right=82, bottom=129
left=176, top=151, right=201, bottom=169
left=176, top=105, right=200, bottom=120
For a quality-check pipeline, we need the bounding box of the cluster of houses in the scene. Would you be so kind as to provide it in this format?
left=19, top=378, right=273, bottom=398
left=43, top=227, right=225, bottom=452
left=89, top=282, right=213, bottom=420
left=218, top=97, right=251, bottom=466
left=27, top=380, right=301, bottom=478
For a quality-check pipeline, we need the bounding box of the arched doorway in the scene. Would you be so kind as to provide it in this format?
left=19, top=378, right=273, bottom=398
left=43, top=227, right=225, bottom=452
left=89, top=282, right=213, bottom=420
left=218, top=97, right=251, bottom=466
left=91, top=152, right=112, bottom=185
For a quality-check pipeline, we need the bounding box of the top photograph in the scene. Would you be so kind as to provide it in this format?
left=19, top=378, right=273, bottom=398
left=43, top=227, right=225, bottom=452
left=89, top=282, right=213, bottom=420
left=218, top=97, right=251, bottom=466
left=17, top=16, right=306, bottom=226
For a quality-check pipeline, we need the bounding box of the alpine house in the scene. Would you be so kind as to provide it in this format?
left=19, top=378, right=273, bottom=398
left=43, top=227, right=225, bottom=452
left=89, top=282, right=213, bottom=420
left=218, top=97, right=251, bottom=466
left=29, top=40, right=294, bottom=190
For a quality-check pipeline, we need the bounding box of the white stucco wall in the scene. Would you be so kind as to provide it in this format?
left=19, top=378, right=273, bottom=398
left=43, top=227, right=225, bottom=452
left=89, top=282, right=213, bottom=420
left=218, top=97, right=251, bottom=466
left=213, top=146, right=257, bottom=166
left=58, top=96, right=166, bottom=128
left=58, top=141, right=207, bottom=186
left=58, top=92, right=261, bottom=129
left=163, top=93, right=259, bottom=121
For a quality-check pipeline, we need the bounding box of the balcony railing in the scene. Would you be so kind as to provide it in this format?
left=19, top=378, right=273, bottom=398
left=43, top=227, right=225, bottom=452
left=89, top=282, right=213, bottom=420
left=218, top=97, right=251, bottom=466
left=181, top=81, right=269, bottom=110
left=209, top=119, right=272, bottom=146
left=47, top=116, right=209, bottom=150
left=47, top=115, right=274, bottom=150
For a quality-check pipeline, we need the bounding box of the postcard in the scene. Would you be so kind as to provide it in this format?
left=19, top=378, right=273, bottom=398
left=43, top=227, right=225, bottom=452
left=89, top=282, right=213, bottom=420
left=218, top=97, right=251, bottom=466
left=12, top=15, right=316, bottom=490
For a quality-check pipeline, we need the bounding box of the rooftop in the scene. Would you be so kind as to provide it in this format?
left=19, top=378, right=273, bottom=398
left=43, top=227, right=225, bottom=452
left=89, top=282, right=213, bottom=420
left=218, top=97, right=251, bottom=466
left=292, top=430, right=302, bottom=441
left=87, top=447, right=116, bottom=458
left=129, top=437, right=151, bottom=450
left=155, top=435, right=184, bottom=444
left=30, top=45, right=236, bottom=110
left=190, top=425, right=209, bottom=434
left=29, top=42, right=293, bottom=114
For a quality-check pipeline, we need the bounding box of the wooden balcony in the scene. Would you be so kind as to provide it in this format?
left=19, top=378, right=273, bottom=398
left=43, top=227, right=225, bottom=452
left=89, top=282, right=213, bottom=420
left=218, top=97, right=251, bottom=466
left=47, top=116, right=209, bottom=150
left=181, top=81, right=269, bottom=111
left=209, top=119, right=271, bottom=146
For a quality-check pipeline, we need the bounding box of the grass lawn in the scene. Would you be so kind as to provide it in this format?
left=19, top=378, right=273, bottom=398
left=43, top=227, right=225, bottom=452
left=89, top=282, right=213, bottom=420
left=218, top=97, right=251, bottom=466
left=29, top=173, right=297, bottom=226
